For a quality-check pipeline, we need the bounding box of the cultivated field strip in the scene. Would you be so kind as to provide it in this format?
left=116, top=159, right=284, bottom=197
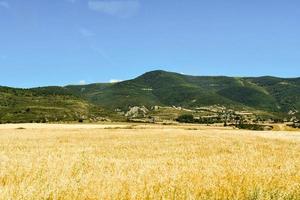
left=0, top=124, right=300, bottom=199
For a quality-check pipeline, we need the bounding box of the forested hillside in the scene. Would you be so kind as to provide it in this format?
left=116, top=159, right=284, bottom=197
left=1, top=70, right=299, bottom=123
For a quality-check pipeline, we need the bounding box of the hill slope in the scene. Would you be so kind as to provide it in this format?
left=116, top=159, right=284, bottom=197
left=0, top=70, right=299, bottom=122
left=0, top=86, right=106, bottom=123
left=65, top=70, right=300, bottom=115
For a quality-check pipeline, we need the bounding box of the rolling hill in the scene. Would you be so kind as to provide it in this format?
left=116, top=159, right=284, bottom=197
left=65, top=70, right=300, bottom=113
left=0, top=86, right=107, bottom=123
left=0, top=70, right=299, bottom=123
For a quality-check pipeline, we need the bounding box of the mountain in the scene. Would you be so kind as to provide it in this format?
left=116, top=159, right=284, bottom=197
left=65, top=70, right=300, bottom=112
left=0, top=86, right=107, bottom=123
left=0, top=70, right=299, bottom=123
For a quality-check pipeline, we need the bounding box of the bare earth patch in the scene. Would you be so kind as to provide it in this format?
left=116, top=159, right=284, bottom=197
left=0, top=124, right=299, bottom=199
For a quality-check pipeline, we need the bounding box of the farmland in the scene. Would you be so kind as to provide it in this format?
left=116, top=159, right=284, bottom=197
left=0, top=123, right=300, bottom=199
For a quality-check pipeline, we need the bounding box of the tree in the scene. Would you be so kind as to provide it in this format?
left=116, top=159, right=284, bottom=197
left=176, top=114, right=194, bottom=123
left=235, top=116, right=240, bottom=126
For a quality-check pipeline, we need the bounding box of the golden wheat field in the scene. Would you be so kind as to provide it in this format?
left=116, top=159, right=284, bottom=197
left=0, top=123, right=300, bottom=200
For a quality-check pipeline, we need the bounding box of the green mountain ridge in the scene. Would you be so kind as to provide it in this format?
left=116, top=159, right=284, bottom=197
left=1, top=70, right=299, bottom=123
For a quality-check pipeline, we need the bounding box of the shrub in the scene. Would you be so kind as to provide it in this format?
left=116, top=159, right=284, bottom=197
left=288, top=123, right=300, bottom=128
left=176, top=114, right=194, bottom=123
left=237, top=124, right=272, bottom=131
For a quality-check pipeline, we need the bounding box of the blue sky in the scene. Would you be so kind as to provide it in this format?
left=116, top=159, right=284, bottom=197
left=0, top=0, right=299, bottom=87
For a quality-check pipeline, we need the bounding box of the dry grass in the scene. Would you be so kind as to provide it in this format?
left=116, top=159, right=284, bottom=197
left=0, top=124, right=300, bottom=200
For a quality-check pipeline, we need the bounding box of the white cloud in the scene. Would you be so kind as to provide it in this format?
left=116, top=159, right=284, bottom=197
left=79, top=80, right=86, bottom=85
left=79, top=28, right=95, bottom=37
left=0, top=1, right=9, bottom=9
left=109, top=79, right=122, bottom=83
left=88, top=0, right=140, bottom=18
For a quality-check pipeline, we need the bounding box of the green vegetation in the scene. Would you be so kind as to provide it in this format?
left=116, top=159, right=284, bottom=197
left=176, top=114, right=221, bottom=124
left=72, top=70, right=299, bottom=116
left=176, top=114, right=195, bottom=123
left=0, top=86, right=108, bottom=123
left=236, top=124, right=273, bottom=131
left=176, top=114, right=273, bottom=131
left=0, top=70, right=299, bottom=123
left=288, top=122, right=300, bottom=129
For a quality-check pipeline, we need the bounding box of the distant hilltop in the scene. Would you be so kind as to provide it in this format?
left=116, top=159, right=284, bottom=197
left=0, top=70, right=299, bottom=123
